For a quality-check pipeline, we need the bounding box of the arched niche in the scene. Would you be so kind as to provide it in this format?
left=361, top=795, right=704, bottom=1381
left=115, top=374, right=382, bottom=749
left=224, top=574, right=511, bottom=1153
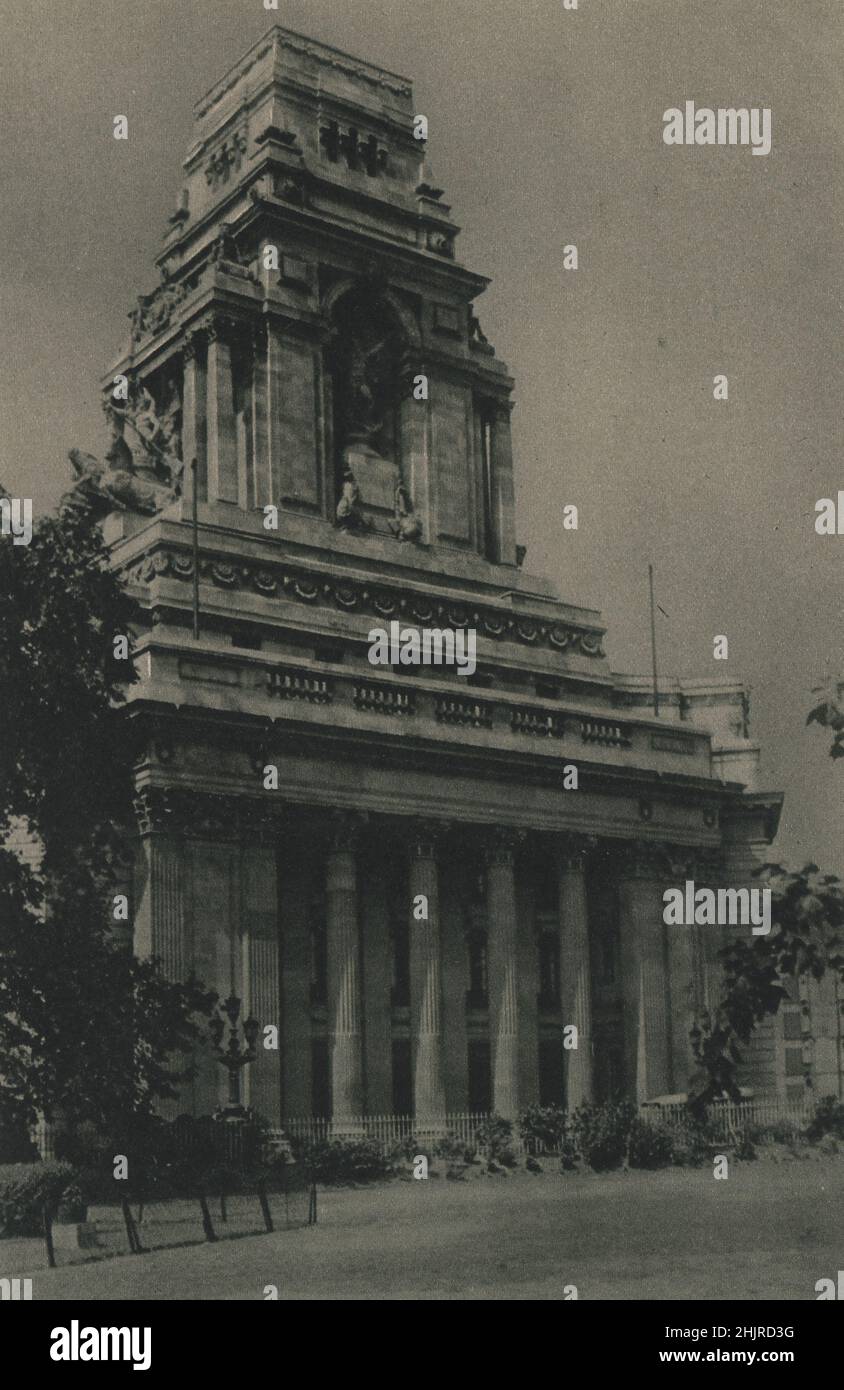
left=323, top=279, right=423, bottom=539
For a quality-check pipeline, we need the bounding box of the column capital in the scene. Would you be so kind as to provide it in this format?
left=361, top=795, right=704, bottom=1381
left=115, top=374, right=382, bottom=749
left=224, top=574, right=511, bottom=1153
left=203, top=312, right=241, bottom=344
left=619, top=839, right=699, bottom=881
left=327, top=809, right=367, bottom=854
left=181, top=327, right=207, bottom=361
left=558, top=833, right=597, bottom=873
left=484, top=826, right=527, bottom=867
left=406, top=818, right=450, bottom=859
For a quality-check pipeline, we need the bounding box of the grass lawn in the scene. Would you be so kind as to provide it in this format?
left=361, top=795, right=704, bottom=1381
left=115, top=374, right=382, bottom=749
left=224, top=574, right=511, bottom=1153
left=2, top=1158, right=841, bottom=1300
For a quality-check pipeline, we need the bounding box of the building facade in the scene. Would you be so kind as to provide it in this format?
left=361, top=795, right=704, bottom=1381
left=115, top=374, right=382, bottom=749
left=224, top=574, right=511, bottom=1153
left=68, top=27, right=841, bottom=1124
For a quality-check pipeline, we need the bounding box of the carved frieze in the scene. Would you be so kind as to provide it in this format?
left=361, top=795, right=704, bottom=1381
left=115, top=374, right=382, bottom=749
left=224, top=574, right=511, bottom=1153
left=121, top=547, right=607, bottom=660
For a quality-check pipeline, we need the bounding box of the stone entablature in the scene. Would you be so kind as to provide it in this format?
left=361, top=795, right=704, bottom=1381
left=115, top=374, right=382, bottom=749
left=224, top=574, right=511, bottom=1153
left=121, top=536, right=607, bottom=663
left=130, top=637, right=719, bottom=787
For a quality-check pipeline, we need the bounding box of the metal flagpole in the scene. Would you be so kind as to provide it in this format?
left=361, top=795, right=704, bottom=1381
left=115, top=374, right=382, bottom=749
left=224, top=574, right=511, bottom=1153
left=648, top=563, right=659, bottom=717
left=191, top=458, right=200, bottom=641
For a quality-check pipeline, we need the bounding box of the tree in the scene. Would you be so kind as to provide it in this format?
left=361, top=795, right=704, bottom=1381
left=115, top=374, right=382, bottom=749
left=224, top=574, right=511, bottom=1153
left=0, top=508, right=215, bottom=1140
left=688, top=862, right=844, bottom=1114
left=807, top=677, right=844, bottom=761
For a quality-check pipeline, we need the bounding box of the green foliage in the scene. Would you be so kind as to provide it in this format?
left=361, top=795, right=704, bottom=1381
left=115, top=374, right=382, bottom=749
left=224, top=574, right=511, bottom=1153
left=290, top=1136, right=391, bottom=1185
left=805, top=1095, right=844, bottom=1143
left=688, top=862, right=844, bottom=1114
left=570, top=1100, right=635, bottom=1171
left=433, top=1132, right=476, bottom=1163
left=518, top=1103, right=567, bottom=1153
left=807, top=678, right=844, bottom=761
left=0, top=1098, right=38, bottom=1163
left=733, top=1128, right=757, bottom=1161
left=0, top=509, right=216, bottom=1138
left=667, top=1118, right=717, bottom=1168
left=627, top=1117, right=675, bottom=1169
left=474, top=1114, right=514, bottom=1160
left=0, top=509, right=138, bottom=865
left=0, top=1161, right=80, bottom=1237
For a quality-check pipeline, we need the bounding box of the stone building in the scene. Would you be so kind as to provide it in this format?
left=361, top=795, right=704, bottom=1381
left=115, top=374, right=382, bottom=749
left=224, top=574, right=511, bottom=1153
left=71, top=27, right=840, bottom=1126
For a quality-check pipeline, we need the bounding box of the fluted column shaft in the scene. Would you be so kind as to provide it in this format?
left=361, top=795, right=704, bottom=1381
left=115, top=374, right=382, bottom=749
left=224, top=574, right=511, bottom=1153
left=486, top=835, right=521, bottom=1119
left=326, top=825, right=364, bottom=1124
left=619, top=847, right=673, bottom=1103
left=408, top=830, right=447, bottom=1123
left=559, top=845, right=594, bottom=1110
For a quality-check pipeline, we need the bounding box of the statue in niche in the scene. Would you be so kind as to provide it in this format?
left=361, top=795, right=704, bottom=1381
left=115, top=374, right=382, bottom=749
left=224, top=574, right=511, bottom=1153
left=390, top=473, right=422, bottom=543
left=335, top=468, right=367, bottom=531
left=345, top=333, right=393, bottom=446
left=330, top=286, right=423, bottom=536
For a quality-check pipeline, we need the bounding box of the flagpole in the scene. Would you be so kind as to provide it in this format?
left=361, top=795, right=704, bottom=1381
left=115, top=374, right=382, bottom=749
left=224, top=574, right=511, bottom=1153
left=191, top=458, right=200, bottom=641
left=648, top=563, right=659, bottom=717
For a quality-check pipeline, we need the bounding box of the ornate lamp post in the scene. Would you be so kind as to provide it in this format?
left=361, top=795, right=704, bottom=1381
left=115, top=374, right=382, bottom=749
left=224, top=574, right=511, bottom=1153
left=209, top=994, right=261, bottom=1120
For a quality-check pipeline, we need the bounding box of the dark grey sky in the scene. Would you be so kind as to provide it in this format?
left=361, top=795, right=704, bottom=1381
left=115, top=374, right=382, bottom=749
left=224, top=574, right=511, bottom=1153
left=1, top=0, right=841, bottom=871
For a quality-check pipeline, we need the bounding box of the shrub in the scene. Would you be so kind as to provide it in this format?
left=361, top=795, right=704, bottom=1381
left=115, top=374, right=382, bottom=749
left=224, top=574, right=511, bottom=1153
left=627, top=1117, right=674, bottom=1169
left=0, top=1102, right=38, bottom=1164
left=746, top=1120, right=802, bottom=1148
left=805, top=1096, right=844, bottom=1143
left=669, top=1120, right=716, bottom=1167
left=474, top=1114, right=514, bottom=1160
left=570, top=1101, right=634, bottom=1171
left=0, top=1162, right=81, bottom=1237
left=558, top=1131, right=580, bottom=1171
left=518, top=1104, right=567, bottom=1154
left=434, top=1132, right=475, bottom=1163
left=291, top=1136, right=391, bottom=1185
left=733, top=1127, right=757, bottom=1161
left=495, top=1145, right=518, bottom=1169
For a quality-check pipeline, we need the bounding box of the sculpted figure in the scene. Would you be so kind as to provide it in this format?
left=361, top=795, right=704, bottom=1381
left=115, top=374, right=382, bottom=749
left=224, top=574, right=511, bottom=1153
left=391, top=474, right=422, bottom=542
left=336, top=469, right=366, bottom=530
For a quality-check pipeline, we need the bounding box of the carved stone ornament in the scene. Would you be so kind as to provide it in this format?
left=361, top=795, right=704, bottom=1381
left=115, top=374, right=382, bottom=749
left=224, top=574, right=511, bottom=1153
left=129, top=278, right=187, bottom=343
left=122, top=548, right=608, bottom=659
left=204, top=130, right=248, bottom=190
left=62, top=381, right=184, bottom=520
left=390, top=474, right=422, bottom=543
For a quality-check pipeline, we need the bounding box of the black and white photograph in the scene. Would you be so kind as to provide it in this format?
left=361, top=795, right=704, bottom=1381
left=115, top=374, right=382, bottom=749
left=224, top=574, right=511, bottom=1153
left=0, top=0, right=842, bottom=1352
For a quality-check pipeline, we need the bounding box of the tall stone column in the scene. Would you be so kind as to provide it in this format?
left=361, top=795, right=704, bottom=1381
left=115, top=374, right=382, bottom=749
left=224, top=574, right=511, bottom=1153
left=241, top=827, right=281, bottom=1125
left=486, top=830, right=523, bottom=1119
left=326, top=815, right=365, bottom=1127
left=667, top=853, right=714, bottom=1095
left=408, top=824, right=447, bottom=1124
left=619, top=844, right=673, bottom=1103
left=205, top=317, right=238, bottom=504
left=133, top=791, right=186, bottom=980
left=558, top=839, right=594, bottom=1110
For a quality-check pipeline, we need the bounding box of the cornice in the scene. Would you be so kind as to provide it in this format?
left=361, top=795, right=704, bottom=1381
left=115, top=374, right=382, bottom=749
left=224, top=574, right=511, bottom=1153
left=121, top=545, right=607, bottom=660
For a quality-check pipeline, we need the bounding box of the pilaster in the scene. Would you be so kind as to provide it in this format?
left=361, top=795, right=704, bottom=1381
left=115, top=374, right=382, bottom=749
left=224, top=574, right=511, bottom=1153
left=558, top=838, right=594, bottom=1110
left=485, top=828, right=525, bottom=1119
left=407, top=822, right=447, bottom=1123
left=619, top=842, right=673, bottom=1103
left=325, top=812, right=365, bottom=1125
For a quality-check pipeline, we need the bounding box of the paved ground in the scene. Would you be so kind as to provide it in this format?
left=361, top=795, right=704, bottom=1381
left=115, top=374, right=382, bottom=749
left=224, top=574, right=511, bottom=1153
left=2, top=1158, right=841, bottom=1300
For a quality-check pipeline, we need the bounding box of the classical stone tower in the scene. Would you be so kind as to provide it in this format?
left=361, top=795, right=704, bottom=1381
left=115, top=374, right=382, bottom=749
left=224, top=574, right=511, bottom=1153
left=71, top=28, right=820, bottom=1128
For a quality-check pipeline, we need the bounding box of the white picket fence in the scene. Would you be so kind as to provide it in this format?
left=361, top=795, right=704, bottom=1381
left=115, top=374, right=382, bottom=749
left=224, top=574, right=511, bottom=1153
left=642, top=1095, right=815, bottom=1141
left=280, top=1095, right=817, bottom=1157
left=281, top=1112, right=503, bottom=1154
